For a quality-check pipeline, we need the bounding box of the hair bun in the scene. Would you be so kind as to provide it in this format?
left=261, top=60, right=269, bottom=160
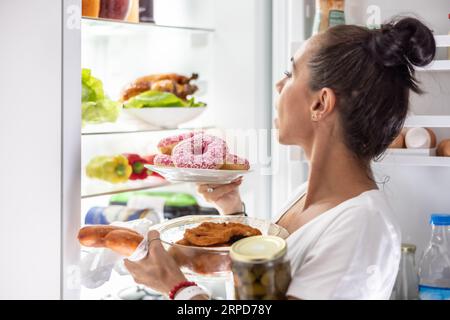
left=367, top=17, right=436, bottom=68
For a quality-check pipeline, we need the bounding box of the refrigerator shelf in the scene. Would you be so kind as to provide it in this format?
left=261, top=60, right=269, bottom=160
left=372, top=155, right=450, bottom=167
left=416, top=60, right=450, bottom=72
left=404, top=115, right=450, bottom=128
left=82, top=125, right=215, bottom=135
left=416, top=35, right=450, bottom=72
left=81, top=176, right=174, bottom=199
left=82, top=17, right=215, bottom=34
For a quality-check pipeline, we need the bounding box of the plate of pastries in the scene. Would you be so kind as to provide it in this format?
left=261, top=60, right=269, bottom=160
left=145, top=131, right=252, bottom=184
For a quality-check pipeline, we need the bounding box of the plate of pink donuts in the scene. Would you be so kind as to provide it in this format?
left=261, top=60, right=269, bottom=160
left=144, top=165, right=251, bottom=184
left=145, top=131, right=251, bottom=184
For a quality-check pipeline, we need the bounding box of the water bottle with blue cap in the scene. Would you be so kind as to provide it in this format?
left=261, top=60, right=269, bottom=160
left=418, top=214, right=450, bottom=300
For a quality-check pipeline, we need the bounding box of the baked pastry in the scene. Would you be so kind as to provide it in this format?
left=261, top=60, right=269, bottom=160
left=168, top=222, right=261, bottom=275
left=177, top=222, right=261, bottom=247
left=120, top=73, right=198, bottom=102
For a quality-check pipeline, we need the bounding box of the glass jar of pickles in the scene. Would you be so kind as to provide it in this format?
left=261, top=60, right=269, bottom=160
left=230, top=236, right=291, bottom=300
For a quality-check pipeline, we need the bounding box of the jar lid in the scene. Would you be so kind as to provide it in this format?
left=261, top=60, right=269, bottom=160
left=401, top=243, right=416, bottom=253
left=230, top=235, right=287, bottom=263
left=430, top=214, right=450, bottom=226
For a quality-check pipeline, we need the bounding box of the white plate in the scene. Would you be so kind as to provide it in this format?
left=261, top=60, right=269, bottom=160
left=123, top=107, right=206, bottom=129
left=144, top=165, right=251, bottom=184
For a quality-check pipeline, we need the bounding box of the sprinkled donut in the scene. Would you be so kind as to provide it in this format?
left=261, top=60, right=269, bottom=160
left=221, top=154, right=250, bottom=170
left=172, top=134, right=228, bottom=169
left=153, top=154, right=174, bottom=167
left=157, top=132, right=200, bottom=155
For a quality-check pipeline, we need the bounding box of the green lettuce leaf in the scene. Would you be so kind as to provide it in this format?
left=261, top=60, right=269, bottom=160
left=81, top=68, right=121, bottom=125
left=123, top=90, right=206, bottom=109
left=82, top=68, right=105, bottom=102
left=82, top=100, right=121, bottom=125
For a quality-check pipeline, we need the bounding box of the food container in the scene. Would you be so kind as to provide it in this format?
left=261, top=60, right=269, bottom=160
left=99, top=0, right=133, bottom=21
left=123, top=106, right=206, bottom=129
left=82, top=0, right=101, bottom=18
left=157, top=215, right=289, bottom=277
left=230, top=236, right=291, bottom=300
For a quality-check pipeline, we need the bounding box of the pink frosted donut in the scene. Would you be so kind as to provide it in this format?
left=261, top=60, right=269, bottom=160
left=153, top=154, right=174, bottom=167
left=172, top=134, right=228, bottom=169
left=221, top=154, right=250, bottom=170
left=157, top=131, right=201, bottom=155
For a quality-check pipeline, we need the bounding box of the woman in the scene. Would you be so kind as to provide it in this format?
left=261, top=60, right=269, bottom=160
left=125, top=17, right=436, bottom=300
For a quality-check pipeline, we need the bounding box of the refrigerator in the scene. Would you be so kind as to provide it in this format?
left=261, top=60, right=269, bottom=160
left=0, top=0, right=449, bottom=300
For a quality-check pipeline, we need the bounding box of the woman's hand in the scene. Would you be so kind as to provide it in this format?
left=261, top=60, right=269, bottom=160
left=196, top=177, right=243, bottom=215
left=124, top=230, right=187, bottom=295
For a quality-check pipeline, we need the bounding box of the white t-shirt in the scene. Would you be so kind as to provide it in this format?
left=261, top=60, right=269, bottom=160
left=273, top=182, right=401, bottom=300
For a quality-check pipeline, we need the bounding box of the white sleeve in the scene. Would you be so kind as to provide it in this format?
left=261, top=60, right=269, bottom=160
left=287, top=207, right=400, bottom=300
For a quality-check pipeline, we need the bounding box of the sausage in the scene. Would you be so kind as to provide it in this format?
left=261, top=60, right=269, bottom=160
left=78, top=225, right=142, bottom=256
left=104, top=230, right=144, bottom=257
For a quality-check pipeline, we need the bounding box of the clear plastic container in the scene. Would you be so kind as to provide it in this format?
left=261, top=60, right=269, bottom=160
left=230, top=236, right=291, bottom=300
left=157, top=215, right=289, bottom=277
left=418, top=214, right=450, bottom=300
left=391, top=244, right=419, bottom=300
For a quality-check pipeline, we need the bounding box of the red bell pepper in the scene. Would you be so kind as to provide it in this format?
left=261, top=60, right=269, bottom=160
left=123, top=153, right=151, bottom=180
left=143, top=154, right=165, bottom=179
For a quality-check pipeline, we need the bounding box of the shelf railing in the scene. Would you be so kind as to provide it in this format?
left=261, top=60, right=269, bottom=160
left=81, top=176, right=173, bottom=199
left=404, top=115, right=450, bottom=128
left=416, top=35, right=450, bottom=72
left=372, top=154, right=450, bottom=167
left=82, top=17, right=215, bottom=33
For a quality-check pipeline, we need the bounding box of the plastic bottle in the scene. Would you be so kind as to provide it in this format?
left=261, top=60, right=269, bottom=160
left=312, top=0, right=346, bottom=35
left=418, top=214, right=450, bottom=300
left=390, top=244, right=419, bottom=300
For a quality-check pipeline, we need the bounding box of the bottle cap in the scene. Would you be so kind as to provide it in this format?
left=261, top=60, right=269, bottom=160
left=401, top=243, right=416, bottom=253
left=430, top=214, right=450, bottom=226
left=230, top=236, right=287, bottom=263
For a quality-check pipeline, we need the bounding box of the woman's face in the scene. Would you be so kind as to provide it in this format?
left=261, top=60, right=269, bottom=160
left=275, top=39, right=317, bottom=146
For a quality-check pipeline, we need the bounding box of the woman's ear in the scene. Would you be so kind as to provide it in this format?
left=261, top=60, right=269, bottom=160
left=310, top=88, right=336, bottom=120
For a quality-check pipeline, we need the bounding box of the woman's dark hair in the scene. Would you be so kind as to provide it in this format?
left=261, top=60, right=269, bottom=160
left=308, top=17, right=436, bottom=162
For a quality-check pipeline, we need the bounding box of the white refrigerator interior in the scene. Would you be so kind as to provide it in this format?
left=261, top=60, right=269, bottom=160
left=81, top=0, right=272, bottom=300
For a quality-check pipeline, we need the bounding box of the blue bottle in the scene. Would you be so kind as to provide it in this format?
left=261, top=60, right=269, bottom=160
left=418, top=214, right=450, bottom=300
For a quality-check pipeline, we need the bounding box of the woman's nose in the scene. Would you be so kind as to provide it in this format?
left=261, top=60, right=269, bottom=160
left=275, top=78, right=285, bottom=94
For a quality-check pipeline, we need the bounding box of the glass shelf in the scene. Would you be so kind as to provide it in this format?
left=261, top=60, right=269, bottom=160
left=82, top=124, right=215, bottom=136
left=404, top=115, right=450, bottom=128
left=81, top=176, right=174, bottom=199
left=82, top=17, right=215, bottom=34
left=372, top=155, right=450, bottom=167
left=82, top=110, right=215, bottom=135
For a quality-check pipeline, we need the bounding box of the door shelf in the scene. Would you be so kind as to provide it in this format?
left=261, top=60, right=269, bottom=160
left=372, top=155, right=450, bottom=167
left=404, top=115, right=450, bottom=128
left=416, top=35, right=450, bottom=72
left=416, top=60, right=450, bottom=72
left=81, top=176, right=173, bottom=199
